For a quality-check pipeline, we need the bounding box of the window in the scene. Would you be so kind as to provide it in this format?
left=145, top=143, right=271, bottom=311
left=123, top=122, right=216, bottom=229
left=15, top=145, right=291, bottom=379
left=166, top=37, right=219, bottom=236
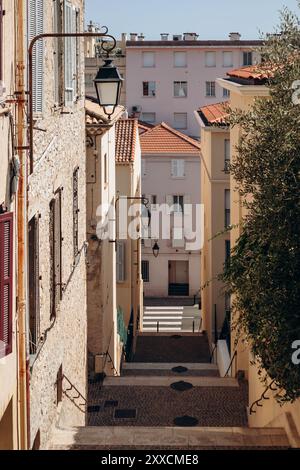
left=223, top=51, right=233, bottom=67
left=143, top=81, right=156, bottom=97
left=53, top=0, right=63, bottom=104
left=173, top=195, right=184, bottom=213
left=29, top=215, right=40, bottom=355
left=225, top=189, right=230, bottom=228
left=141, top=159, right=147, bottom=177
left=223, top=88, right=230, bottom=98
left=116, top=241, right=125, bottom=282
left=205, top=51, right=216, bottom=67
left=174, top=51, right=187, bottom=67
left=73, top=167, right=79, bottom=258
left=174, top=81, right=187, bottom=97
left=206, top=81, right=216, bottom=97
left=141, top=260, right=149, bottom=282
left=49, top=189, right=62, bottom=319
left=142, top=51, right=155, bottom=67
left=0, top=212, right=13, bottom=358
left=243, top=51, right=253, bottom=66
left=174, top=113, right=187, bottom=129
left=171, top=159, right=185, bottom=178
left=0, top=0, right=4, bottom=84
left=225, top=240, right=231, bottom=265
left=150, top=195, right=157, bottom=210
left=29, top=0, right=44, bottom=113
left=141, top=112, right=156, bottom=124
left=224, top=139, right=230, bottom=172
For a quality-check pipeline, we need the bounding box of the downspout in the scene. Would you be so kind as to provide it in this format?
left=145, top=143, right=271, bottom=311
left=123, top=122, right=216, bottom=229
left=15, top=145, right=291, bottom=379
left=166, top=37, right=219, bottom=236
left=16, top=0, right=28, bottom=450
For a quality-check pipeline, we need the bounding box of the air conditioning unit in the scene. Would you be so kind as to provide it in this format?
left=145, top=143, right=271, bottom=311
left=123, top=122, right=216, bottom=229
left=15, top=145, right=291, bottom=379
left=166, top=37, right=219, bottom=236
left=132, top=105, right=142, bottom=113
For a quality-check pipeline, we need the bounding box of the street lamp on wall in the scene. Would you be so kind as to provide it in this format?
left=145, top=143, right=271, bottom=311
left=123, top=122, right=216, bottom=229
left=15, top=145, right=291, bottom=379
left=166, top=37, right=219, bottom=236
left=94, top=59, right=123, bottom=118
left=152, top=241, right=160, bottom=258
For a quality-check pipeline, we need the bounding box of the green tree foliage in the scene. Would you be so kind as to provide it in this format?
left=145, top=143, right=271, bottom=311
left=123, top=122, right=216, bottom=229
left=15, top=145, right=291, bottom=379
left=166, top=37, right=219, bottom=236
left=222, top=5, right=300, bottom=403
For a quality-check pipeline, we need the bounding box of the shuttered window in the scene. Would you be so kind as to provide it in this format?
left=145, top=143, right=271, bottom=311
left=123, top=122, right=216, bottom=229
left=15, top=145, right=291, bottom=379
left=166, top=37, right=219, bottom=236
left=73, top=167, right=79, bottom=258
left=64, top=1, right=78, bottom=105
left=141, top=261, right=149, bottom=282
left=50, top=190, right=62, bottom=319
left=0, top=212, right=13, bottom=358
left=29, top=0, right=44, bottom=113
left=116, top=241, right=125, bottom=282
left=171, top=159, right=185, bottom=178
left=53, top=0, right=63, bottom=105
left=29, top=215, right=40, bottom=355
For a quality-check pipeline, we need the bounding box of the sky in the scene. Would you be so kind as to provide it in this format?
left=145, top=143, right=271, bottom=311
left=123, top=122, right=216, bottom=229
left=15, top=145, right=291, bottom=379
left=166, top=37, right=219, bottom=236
left=85, top=0, right=299, bottom=40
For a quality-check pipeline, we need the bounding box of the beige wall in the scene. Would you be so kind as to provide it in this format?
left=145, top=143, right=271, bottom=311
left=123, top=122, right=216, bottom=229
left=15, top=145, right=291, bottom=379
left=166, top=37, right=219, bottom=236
left=200, top=127, right=230, bottom=345
left=28, top=0, right=87, bottom=449
left=0, top=0, right=19, bottom=450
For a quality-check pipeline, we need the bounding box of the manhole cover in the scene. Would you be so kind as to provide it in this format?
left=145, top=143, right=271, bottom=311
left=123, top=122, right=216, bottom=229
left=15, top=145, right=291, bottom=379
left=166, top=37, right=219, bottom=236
left=114, top=409, right=137, bottom=419
left=170, top=381, right=193, bottom=391
left=170, top=335, right=182, bottom=339
left=104, top=400, right=118, bottom=408
left=172, top=366, right=188, bottom=373
left=174, top=416, right=199, bottom=427
left=87, top=405, right=101, bottom=412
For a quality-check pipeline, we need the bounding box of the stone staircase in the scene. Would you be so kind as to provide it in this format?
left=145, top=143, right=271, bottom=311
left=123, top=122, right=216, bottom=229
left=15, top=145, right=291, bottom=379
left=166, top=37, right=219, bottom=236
left=50, top=334, right=291, bottom=449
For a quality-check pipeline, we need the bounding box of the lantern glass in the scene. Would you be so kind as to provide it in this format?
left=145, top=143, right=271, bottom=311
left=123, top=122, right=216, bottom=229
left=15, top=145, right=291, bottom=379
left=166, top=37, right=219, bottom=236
left=95, top=81, right=119, bottom=107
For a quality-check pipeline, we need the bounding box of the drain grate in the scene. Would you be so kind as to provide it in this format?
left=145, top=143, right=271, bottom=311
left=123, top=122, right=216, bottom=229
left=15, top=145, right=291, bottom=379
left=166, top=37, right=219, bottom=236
left=104, top=400, right=118, bottom=408
left=174, top=415, right=199, bottom=427
left=170, top=381, right=193, bottom=392
left=170, top=335, right=182, bottom=339
left=114, top=409, right=137, bottom=419
left=87, top=405, right=101, bottom=412
left=172, top=366, right=188, bottom=373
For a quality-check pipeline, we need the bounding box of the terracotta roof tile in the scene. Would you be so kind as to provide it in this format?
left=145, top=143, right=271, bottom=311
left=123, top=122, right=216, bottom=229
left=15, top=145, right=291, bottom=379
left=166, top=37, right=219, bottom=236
left=138, top=120, right=155, bottom=134
left=198, top=102, right=229, bottom=126
left=227, top=64, right=274, bottom=82
left=140, top=122, right=201, bottom=154
left=115, top=119, right=138, bottom=164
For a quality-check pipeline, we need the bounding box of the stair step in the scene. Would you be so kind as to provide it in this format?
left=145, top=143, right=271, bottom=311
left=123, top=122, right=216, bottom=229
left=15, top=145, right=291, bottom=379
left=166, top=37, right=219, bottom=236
left=50, top=426, right=290, bottom=449
left=103, top=376, right=237, bottom=387
left=123, top=362, right=218, bottom=370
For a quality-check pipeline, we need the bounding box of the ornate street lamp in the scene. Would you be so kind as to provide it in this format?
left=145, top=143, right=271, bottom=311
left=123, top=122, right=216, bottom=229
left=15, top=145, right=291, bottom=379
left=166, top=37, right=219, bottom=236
left=94, top=58, right=123, bottom=118
left=152, top=241, right=160, bottom=258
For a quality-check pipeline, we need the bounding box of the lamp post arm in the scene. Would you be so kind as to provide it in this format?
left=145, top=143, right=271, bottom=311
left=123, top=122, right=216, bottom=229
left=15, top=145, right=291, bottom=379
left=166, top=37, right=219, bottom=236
left=28, top=31, right=117, bottom=173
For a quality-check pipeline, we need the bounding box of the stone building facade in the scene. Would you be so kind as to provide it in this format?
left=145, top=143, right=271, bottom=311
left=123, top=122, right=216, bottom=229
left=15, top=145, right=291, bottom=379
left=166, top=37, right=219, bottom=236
left=27, top=0, right=87, bottom=449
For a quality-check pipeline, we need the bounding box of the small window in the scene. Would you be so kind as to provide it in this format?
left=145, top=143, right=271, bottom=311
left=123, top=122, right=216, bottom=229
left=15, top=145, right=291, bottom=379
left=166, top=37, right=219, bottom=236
left=243, top=51, right=253, bottom=66
left=225, top=189, right=230, bottom=228
left=206, top=81, right=216, bottom=97
left=223, top=88, right=230, bottom=98
left=173, top=195, right=184, bottom=213
left=224, top=139, right=230, bottom=172
left=174, top=81, right=187, bottom=97
left=223, top=51, right=233, bottom=67
left=174, top=113, right=187, bottom=129
left=142, top=51, right=155, bottom=67
left=171, top=159, right=185, bottom=178
left=174, top=51, right=187, bottom=67
left=141, top=260, right=149, bottom=282
left=205, top=51, right=216, bottom=67
left=143, top=81, right=156, bottom=97
left=141, top=112, right=156, bottom=124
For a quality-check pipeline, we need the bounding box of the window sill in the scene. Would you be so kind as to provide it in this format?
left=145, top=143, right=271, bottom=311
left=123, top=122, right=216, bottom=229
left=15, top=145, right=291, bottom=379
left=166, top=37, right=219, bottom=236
left=173, top=96, right=187, bottom=99
left=142, top=96, right=156, bottom=98
left=171, top=176, right=186, bottom=179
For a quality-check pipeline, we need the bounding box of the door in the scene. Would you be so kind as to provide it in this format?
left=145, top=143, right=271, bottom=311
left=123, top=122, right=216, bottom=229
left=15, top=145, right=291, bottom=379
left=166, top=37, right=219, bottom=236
left=168, top=261, right=189, bottom=296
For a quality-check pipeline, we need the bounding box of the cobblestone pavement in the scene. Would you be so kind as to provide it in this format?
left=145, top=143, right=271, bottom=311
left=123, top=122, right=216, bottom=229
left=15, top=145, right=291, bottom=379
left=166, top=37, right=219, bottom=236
left=87, top=382, right=248, bottom=427
left=133, top=335, right=211, bottom=363
left=121, top=369, right=219, bottom=377
left=58, top=445, right=289, bottom=450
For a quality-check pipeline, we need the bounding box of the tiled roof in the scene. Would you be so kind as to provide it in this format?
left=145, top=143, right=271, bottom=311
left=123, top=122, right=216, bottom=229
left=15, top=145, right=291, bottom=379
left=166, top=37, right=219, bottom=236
left=140, top=122, right=201, bottom=154
left=115, top=119, right=138, bottom=164
left=85, top=99, right=125, bottom=125
left=227, top=65, right=273, bottom=83
left=138, top=120, right=155, bottom=134
left=198, top=102, right=229, bottom=126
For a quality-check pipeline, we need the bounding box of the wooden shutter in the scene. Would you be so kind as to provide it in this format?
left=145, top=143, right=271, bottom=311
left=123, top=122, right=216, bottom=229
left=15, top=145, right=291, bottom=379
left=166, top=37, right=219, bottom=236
left=171, top=159, right=178, bottom=177
left=73, top=167, right=79, bottom=258
left=116, top=241, right=125, bottom=282
left=0, top=212, right=13, bottom=358
left=29, top=215, right=40, bottom=354
left=64, top=1, right=74, bottom=104
left=29, top=0, right=44, bottom=113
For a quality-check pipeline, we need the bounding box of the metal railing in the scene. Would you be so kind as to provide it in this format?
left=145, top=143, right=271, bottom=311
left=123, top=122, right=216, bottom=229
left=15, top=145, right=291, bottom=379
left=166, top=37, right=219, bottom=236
left=249, top=379, right=279, bottom=415
left=61, top=374, right=87, bottom=413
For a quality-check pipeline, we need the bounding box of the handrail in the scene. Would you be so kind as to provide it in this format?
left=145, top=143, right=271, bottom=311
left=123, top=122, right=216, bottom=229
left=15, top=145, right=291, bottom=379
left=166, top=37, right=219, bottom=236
left=61, top=374, right=87, bottom=413
left=210, top=343, right=217, bottom=363
left=249, top=379, right=279, bottom=415
left=224, top=350, right=237, bottom=377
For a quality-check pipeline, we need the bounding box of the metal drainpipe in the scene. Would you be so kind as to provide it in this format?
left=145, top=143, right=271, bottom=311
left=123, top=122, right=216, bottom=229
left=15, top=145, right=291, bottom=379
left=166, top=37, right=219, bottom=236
left=16, top=0, right=29, bottom=450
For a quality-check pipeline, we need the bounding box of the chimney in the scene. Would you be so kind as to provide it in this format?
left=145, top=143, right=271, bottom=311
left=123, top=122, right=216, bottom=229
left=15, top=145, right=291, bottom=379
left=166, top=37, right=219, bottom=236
left=160, top=33, right=169, bottom=40
left=130, top=33, right=138, bottom=41
left=173, top=34, right=182, bottom=41
left=183, top=32, right=198, bottom=41
left=229, top=32, right=241, bottom=41
left=121, top=33, right=127, bottom=43
left=138, top=33, right=145, bottom=41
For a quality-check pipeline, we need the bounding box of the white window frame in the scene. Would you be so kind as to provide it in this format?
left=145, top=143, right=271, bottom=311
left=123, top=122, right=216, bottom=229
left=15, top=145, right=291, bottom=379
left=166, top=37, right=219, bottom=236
left=173, top=113, right=187, bottom=130
left=174, top=81, right=187, bottom=98
left=206, top=81, right=216, bottom=97
left=174, top=51, right=187, bottom=68
left=223, top=51, right=233, bottom=68
left=205, top=51, right=216, bottom=67
left=223, top=88, right=230, bottom=98
left=142, top=51, right=155, bottom=67
left=171, top=159, right=185, bottom=178
left=143, top=81, right=156, bottom=97
left=243, top=51, right=253, bottom=66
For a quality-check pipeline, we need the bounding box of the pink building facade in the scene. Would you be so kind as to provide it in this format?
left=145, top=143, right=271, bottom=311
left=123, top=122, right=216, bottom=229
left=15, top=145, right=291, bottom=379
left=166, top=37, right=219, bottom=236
left=126, top=33, right=261, bottom=138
